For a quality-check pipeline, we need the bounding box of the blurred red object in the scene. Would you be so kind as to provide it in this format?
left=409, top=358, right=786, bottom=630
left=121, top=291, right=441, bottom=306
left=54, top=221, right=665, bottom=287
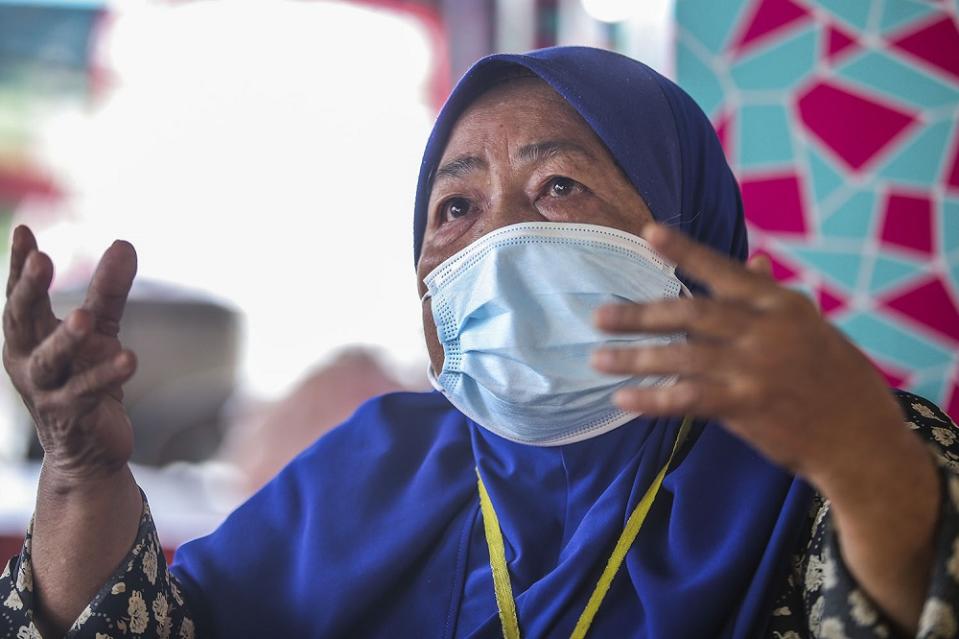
left=222, top=348, right=412, bottom=494
left=0, top=165, right=62, bottom=206
left=0, top=536, right=23, bottom=565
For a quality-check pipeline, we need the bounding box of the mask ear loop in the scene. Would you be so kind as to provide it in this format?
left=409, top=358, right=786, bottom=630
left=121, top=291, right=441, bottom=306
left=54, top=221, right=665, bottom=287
left=421, top=289, right=445, bottom=390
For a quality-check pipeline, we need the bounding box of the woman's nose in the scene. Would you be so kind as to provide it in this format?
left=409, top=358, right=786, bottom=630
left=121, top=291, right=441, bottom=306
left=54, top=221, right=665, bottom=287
left=483, top=190, right=547, bottom=234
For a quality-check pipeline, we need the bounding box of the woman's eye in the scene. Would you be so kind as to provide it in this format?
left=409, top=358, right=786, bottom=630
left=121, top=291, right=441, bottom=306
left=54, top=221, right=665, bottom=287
left=545, top=177, right=582, bottom=198
left=442, top=197, right=472, bottom=221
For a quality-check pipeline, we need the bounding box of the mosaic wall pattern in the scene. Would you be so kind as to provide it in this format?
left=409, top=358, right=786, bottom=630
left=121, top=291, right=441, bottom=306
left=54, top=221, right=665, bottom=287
left=676, top=0, right=959, bottom=418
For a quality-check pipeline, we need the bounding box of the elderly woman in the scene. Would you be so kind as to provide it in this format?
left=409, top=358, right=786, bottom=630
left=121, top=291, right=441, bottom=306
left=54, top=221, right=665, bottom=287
left=2, top=47, right=958, bottom=639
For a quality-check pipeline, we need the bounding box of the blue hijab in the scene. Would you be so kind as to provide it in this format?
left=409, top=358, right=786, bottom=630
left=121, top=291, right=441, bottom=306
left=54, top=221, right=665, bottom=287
left=171, top=47, right=813, bottom=638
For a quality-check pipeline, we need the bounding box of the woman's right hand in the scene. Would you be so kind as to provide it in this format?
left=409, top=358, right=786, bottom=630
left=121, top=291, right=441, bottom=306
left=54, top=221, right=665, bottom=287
left=3, top=225, right=139, bottom=487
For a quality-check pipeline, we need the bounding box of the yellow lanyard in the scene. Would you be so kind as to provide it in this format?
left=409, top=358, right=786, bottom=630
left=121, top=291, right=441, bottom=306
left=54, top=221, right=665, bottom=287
left=475, top=416, right=692, bottom=639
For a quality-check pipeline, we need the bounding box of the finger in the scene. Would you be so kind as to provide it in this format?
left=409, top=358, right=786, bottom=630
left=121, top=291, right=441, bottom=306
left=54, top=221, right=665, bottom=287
left=3, top=251, right=57, bottom=354
left=83, top=240, right=137, bottom=337
left=7, top=225, right=38, bottom=298
left=642, top=223, right=772, bottom=300
left=612, top=378, right=730, bottom=418
left=58, top=349, right=136, bottom=400
left=746, top=253, right=774, bottom=280
left=595, top=298, right=756, bottom=341
left=27, top=309, right=93, bottom=389
left=592, top=342, right=725, bottom=377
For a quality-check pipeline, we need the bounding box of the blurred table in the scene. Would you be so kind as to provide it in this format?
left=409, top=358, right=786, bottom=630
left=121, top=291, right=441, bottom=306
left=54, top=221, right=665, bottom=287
left=0, top=460, right=246, bottom=564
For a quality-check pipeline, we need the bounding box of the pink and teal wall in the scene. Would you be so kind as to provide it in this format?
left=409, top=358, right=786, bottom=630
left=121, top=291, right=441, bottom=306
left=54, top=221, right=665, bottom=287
left=676, top=0, right=959, bottom=418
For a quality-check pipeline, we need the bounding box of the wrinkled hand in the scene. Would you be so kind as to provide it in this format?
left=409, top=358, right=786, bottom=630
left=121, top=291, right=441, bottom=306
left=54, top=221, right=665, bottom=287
left=591, top=223, right=905, bottom=479
left=2, top=225, right=139, bottom=485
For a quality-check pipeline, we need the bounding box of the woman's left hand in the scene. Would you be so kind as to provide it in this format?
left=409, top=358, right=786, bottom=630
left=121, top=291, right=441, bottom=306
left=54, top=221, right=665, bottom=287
left=590, top=222, right=909, bottom=482
left=592, top=223, right=943, bottom=633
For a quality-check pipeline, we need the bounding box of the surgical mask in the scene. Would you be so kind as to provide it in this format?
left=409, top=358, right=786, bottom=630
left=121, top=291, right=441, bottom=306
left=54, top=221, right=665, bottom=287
left=422, top=222, right=688, bottom=446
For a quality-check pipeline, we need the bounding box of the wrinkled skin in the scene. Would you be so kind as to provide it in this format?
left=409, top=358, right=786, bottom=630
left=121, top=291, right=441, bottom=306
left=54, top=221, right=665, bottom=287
left=416, top=77, right=939, bottom=634
left=417, top=77, right=653, bottom=374
left=3, top=228, right=138, bottom=481
left=2, top=226, right=142, bottom=637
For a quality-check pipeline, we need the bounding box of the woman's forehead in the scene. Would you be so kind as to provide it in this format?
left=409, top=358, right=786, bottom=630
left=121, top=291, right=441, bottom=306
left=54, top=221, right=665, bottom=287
left=437, top=77, right=613, bottom=167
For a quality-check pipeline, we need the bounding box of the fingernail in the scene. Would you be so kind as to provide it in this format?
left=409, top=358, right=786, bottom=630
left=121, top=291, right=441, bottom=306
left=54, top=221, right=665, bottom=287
left=594, top=305, right=616, bottom=324
left=114, top=352, right=132, bottom=372
left=26, top=253, right=42, bottom=276
left=591, top=349, right=615, bottom=369
left=644, top=223, right=668, bottom=244
left=611, top=390, right=629, bottom=408
left=65, top=312, right=85, bottom=335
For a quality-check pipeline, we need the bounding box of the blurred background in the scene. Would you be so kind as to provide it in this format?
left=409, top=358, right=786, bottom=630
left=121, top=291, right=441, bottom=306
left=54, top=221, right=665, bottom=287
left=0, top=0, right=956, bottom=560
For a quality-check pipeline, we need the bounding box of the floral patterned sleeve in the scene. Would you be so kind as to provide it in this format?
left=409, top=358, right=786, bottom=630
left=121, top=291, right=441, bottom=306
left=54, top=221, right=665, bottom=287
left=0, top=492, right=196, bottom=639
left=792, top=391, right=959, bottom=639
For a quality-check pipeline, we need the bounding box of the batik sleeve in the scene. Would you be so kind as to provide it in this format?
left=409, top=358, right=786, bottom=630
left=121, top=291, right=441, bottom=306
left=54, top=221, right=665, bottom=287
left=800, top=391, right=959, bottom=639
left=0, top=492, right=197, bottom=639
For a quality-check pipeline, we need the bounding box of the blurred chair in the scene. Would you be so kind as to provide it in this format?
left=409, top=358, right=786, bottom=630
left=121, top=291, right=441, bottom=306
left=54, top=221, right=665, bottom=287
left=22, top=280, right=241, bottom=466
left=220, top=347, right=409, bottom=494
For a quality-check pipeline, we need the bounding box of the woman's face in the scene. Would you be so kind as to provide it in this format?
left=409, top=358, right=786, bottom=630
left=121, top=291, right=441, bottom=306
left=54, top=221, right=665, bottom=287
left=418, top=76, right=654, bottom=374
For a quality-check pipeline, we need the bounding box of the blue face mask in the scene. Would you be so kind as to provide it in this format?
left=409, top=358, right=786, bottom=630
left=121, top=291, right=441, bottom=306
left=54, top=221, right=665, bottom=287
left=422, top=222, right=688, bottom=446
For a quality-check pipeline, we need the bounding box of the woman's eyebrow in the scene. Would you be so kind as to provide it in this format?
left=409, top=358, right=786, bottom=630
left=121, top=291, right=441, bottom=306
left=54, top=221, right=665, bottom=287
left=435, top=155, right=487, bottom=182
left=516, top=139, right=596, bottom=165
left=434, top=139, right=595, bottom=185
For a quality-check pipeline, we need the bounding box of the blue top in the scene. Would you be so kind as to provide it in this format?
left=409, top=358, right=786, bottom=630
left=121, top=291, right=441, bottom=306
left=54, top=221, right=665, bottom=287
left=171, top=46, right=813, bottom=637
left=171, top=392, right=811, bottom=637
left=11, top=390, right=959, bottom=639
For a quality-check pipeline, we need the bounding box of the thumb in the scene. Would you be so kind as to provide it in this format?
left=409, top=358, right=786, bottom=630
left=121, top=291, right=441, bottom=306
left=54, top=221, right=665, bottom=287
left=746, top=253, right=774, bottom=280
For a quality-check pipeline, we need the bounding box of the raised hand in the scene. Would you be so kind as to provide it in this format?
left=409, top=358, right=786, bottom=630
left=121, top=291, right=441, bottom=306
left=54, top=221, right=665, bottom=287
left=3, top=225, right=139, bottom=484
left=590, top=222, right=908, bottom=481
left=590, top=222, right=942, bottom=634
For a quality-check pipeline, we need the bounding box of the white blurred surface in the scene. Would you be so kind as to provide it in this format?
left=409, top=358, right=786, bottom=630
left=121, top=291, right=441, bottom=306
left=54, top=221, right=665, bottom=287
left=0, top=461, right=245, bottom=549
left=11, top=0, right=436, bottom=403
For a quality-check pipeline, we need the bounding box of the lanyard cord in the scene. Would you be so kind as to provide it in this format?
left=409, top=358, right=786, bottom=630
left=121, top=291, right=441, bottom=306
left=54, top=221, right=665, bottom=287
left=475, top=416, right=693, bottom=639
